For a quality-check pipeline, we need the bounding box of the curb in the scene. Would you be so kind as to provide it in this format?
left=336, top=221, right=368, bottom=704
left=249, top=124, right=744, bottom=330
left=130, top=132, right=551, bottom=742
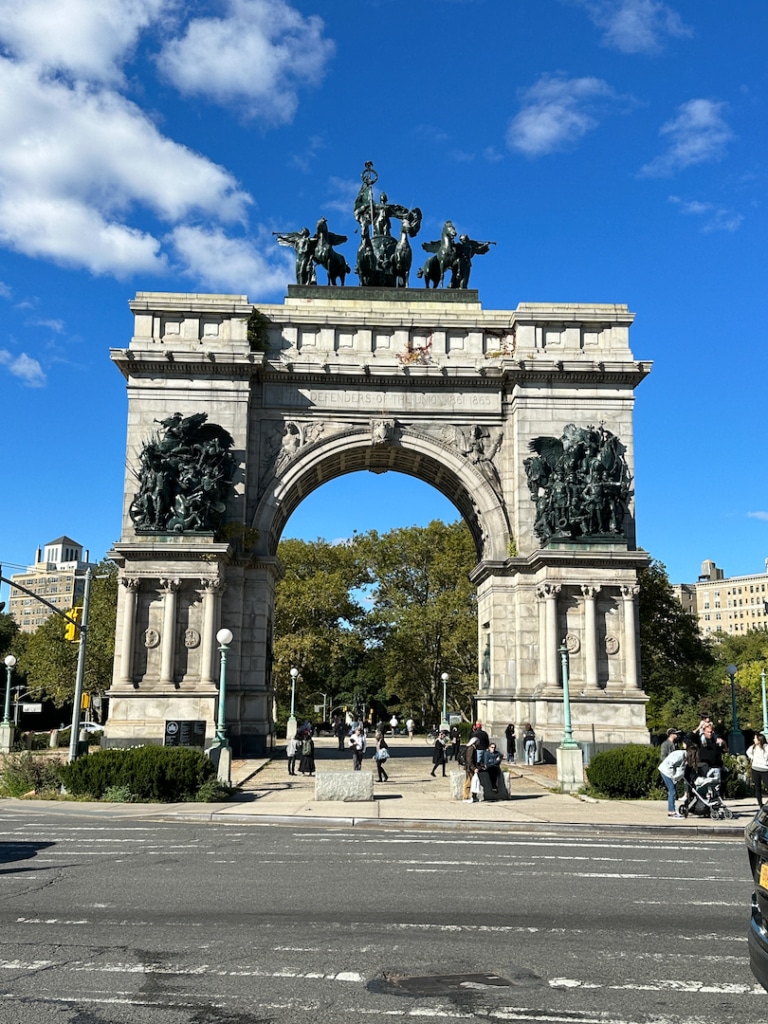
left=141, top=809, right=746, bottom=838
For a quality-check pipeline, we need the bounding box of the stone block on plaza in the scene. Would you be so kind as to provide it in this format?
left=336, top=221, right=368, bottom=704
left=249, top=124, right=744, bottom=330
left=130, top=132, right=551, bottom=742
left=315, top=771, right=374, bottom=802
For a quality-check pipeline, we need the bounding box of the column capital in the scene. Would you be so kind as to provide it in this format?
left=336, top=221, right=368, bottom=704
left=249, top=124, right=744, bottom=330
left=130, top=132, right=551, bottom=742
left=121, top=577, right=142, bottom=592
left=620, top=584, right=640, bottom=599
left=200, top=576, right=226, bottom=594
left=536, top=582, right=562, bottom=601
left=580, top=584, right=602, bottom=599
left=159, top=577, right=182, bottom=593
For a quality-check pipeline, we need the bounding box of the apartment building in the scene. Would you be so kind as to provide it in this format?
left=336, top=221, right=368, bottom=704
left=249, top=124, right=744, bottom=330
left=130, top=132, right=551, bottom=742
left=673, top=558, right=768, bottom=636
left=8, top=537, right=97, bottom=633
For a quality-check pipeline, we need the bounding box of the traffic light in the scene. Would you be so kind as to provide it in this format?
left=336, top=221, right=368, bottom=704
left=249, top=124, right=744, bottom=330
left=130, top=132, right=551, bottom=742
left=64, top=606, right=82, bottom=642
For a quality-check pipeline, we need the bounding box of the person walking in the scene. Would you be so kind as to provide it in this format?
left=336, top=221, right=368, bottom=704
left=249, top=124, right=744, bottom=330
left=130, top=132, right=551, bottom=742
left=286, top=734, right=300, bottom=776
left=523, top=724, right=536, bottom=765
left=389, top=714, right=398, bottom=736
left=658, top=745, right=685, bottom=817
left=298, top=732, right=315, bottom=776
left=462, top=737, right=478, bottom=800
left=373, top=731, right=390, bottom=782
left=333, top=715, right=347, bottom=751
left=406, top=717, right=415, bottom=740
left=747, top=732, right=768, bottom=807
left=504, top=722, right=516, bottom=764
left=430, top=733, right=447, bottom=777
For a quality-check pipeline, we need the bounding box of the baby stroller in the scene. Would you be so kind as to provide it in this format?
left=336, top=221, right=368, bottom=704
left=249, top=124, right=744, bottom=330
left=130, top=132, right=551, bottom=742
left=678, top=768, right=734, bottom=820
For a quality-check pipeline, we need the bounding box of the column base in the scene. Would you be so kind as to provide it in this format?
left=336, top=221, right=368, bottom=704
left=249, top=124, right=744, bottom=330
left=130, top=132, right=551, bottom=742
left=0, top=723, right=15, bottom=753
left=557, top=745, right=584, bottom=793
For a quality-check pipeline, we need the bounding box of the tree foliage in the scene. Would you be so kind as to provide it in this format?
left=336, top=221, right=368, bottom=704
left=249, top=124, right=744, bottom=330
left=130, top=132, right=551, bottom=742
left=272, top=521, right=479, bottom=728
left=16, top=560, right=118, bottom=707
left=638, top=559, right=714, bottom=730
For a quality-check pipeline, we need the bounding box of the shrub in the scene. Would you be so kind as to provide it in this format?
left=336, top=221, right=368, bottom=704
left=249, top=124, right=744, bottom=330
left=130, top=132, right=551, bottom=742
left=0, top=752, right=63, bottom=797
left=586, top=744, right=665, bottom=799
left=58, top=746, right=216, bottom=802
left=193, top=778, right=233, bottom=802
left=723, top=753, right=750, bottom=799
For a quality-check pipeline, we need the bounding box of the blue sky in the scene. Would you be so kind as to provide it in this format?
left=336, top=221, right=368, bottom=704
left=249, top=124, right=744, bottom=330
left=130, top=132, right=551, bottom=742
left=0, top=0, right=766, bottom=597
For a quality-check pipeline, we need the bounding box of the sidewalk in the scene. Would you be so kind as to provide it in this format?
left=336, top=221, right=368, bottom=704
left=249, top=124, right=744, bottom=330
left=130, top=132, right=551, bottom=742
left=152, top=736, right=753, bottom=837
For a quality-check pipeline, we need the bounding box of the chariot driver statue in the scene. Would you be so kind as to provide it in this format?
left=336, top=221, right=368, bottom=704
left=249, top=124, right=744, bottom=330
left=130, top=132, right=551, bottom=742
left=353, top=161, right=422, bottom=287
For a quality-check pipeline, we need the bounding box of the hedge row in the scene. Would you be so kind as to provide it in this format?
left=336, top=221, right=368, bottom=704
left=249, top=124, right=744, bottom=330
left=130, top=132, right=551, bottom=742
left=586, top=744, right=750, bottom=799
left=57, top=746, right=217, bottom=801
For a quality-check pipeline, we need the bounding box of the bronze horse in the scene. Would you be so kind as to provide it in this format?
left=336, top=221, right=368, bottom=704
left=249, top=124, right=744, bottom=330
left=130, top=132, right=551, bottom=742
left=417, top=220, right=457, bottom=289
left=392, top=207, right=422, bottom=288
left=313, top=218, right=350, bottom=286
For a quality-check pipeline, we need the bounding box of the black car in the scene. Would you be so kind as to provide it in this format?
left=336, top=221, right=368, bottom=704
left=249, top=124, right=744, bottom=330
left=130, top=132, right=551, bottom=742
left=745, top=805, right=768, bottom=990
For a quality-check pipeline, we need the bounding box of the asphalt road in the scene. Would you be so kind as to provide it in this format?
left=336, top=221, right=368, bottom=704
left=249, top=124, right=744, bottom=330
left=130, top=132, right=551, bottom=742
left=0, top=805, right=761, bottom=1024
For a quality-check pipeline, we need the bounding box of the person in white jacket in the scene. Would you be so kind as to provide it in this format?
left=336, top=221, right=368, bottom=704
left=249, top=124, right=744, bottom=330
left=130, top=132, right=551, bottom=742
left=747, top=732, right=768, bottom=807
left=659, top=746, right=686, bottom=817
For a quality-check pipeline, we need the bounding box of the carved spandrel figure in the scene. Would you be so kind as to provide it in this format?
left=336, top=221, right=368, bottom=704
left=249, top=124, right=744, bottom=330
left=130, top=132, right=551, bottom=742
left=524, top=423, right=631, bottom=544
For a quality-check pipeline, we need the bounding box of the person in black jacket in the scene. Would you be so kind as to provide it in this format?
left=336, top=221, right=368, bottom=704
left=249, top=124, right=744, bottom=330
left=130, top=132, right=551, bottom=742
left=504, top=722, right=516, bottom=764
left=430, top=733, right=447, bottom=777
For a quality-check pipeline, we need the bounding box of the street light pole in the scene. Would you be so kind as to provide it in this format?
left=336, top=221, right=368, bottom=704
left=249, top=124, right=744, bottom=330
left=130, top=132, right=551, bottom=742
left=68, top=568, right=93, bottom=764
left=761, top=668, right=768, bottom=735
left=440, top=672, right=449, bottom=731
left=214, top=628, right=233, bottom=746
left=726, top=662, right=745, bottom=754
left=555, top=640, right=583, bottom=794
left=287, top=667, right=298, bottom=740
left=1, top=655, right=16, bottom=753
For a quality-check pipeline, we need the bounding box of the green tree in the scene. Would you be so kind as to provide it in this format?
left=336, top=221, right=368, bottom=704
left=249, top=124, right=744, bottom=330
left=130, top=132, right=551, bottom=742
left=638, top=559, right=713, bottom=731
left=0, top=611, right=19, bottom=659
left=273, top=538, right=370, bottom=723
left=701, top=631, right=768, bottom=734
left=359, top=520, right=477, bottom=725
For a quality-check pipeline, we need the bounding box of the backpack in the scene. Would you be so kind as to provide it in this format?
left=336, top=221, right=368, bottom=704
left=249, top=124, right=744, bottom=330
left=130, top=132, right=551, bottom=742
left=457, top=745, right=468, bottom=767
left=302, top=739, right=312, bottom=756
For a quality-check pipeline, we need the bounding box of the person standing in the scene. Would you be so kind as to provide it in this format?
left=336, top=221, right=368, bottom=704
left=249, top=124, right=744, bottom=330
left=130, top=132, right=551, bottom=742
left=462, top=737, right=478, bottom=800
left=298, top=732, right=315, bottom=776
left=406, top=717, right=415, bottom=740
left=471, top=721, right=490, bottom=766
left=659, top=728, right=679, bottom=760
left=334, top=715, right=347, bottom=751
left=523, top=724, right=536, bottom=765
left=350, top=727, right=366, bottom=770
left=389, top=714, right=399, bottom=736
left=373, top=731, right=390, bottom=782
left=485, top=743, right=503, bottom=793
left=430, top=733, right=447, bottom=777
left=286, top=734, right=300, bottom=776
left=504, top=723, right=516, bottom=764
left=449, top=723, right=461, bottom=761
left=747, top=732, right=768, bottom=807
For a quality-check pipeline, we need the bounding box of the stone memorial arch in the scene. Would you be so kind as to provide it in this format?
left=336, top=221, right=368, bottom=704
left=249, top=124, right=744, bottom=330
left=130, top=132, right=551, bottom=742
left=106, top=284, right=652, bottom=756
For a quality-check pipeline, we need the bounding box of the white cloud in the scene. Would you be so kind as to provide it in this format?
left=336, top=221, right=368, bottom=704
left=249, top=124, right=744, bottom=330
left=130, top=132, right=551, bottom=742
left=0, top=281, right=11, bottom=299
left=0, top=0, right=170, bottom=83
left=668, top=195, right=743, bottom=233
left=507, top=74, right=616, bottom=156
left=0, top=348, right=46, bottom=386
left=748, top=512, right=768, bottom=522
left=170, top=225, right=292, bottom=295
left=0, top=56, right=252, bottom=276
left=159, top=0, right=334, bottom=122
left=641, top=99, right=734, bottom=177
left=571, top=0, right=692, bottom=54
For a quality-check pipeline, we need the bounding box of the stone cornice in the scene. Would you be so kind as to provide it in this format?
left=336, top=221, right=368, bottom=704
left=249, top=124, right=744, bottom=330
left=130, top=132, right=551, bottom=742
left=108, top=538, right=234, bottom=566
left=470, top=547, right=651, bottom=584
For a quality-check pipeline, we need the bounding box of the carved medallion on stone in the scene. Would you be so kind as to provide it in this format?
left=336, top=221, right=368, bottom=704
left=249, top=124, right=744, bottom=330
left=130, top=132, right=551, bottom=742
left=605, top=634, right=620, bottom=656
left=565, top=633, right=581, bottom=654
left=184, top=628, right=201, bottom=649
left=144, top=628, right=160, bottom=648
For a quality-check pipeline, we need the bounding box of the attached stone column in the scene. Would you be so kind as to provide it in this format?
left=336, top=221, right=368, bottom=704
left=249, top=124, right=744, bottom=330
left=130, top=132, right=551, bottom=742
left=620, top=584, right=641, bottom=691
left=580, top=584, right=602, bottom=692
left=537, top=583, right=561, bottom=689
left=159, top=577, right=181, bottom=688
left=118, top=577, right=141, bottom=686
left=200, top=576, right=225, bottom=687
